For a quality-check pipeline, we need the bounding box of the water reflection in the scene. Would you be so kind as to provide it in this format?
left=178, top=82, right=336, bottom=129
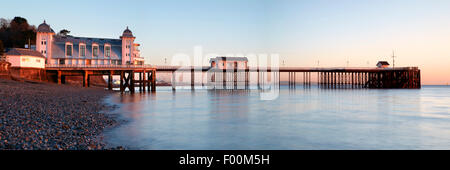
left=103, top=86, right=450, bottom=150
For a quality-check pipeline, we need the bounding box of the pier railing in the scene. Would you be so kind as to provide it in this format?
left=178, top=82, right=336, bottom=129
left=46, top=64, right=418, bottom=72
left=153, top=65, right=419, bottom=72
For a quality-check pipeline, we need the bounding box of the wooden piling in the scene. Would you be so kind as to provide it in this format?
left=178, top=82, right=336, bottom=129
left=108, top=72, right=113, bottom=90
left=120, top=71, right=124, bottom=93
left=151, top=70, right=156, bottom=92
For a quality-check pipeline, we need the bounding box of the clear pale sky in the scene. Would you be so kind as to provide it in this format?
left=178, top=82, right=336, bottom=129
left=1, top=0, right=449, bottom=85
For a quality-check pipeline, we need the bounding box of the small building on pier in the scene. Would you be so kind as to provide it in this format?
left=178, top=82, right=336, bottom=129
left=209, top=57, right=248, bottom=69
left=376, top=61, right=390, bottom=68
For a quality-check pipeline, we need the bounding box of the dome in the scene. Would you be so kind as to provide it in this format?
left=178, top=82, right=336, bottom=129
left=37, top=20, right=54, bottom=33
left=121, top=26, right=134, bottom=38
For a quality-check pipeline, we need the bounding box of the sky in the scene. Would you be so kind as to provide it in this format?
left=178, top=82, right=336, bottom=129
left=1, top=0, right=450, bottom=85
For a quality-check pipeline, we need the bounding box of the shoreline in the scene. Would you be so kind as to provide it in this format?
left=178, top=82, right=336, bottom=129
left=0, top=79, right=123, bottom=150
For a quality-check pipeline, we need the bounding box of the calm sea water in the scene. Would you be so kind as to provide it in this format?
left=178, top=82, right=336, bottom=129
left=102, top=85, right=450, bottom=150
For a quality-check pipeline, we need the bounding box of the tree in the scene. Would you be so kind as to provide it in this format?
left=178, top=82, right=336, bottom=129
left=0, top=18, right=8, bottom=29
left=0, top=16, right=36, bottom=48
left=11, top=17, right=28, bottom=25
left=58, top=29, right=70, bottom=36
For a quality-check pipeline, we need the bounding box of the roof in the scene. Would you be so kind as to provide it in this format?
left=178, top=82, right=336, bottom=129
left=37, top=20, right=55, bottom=33
left=5, top=48, right=46, bottom=58
left=210, top=57, right=248, bottom=63
left=53, top=35, right=122, bottom=45
left=377, top=61, right=390, bottom=65
left=121, top=26, right=134, bottom=38
left=51, top=36, right=122, bottom=59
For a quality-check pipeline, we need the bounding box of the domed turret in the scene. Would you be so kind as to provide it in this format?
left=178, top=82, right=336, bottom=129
left=37, top=20, right=55, bottom=33
left=121, top=26, right=134, bottom=38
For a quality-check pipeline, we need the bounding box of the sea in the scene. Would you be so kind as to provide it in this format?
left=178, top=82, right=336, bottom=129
left=102, top=85, right=450, bottom=150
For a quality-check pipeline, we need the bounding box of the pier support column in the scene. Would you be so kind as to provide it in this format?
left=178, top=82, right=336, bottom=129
left=142, top=71, right=147, bottom=92
left=288, top=72, right=290, bottom=88
left=172, top=72, right=176, bottom=91
left=83, top=71, right=89, bottom=87
left=245, top=70, right=249, bottom=90
left=191, top=68, right=195, bottom=90
left=303, top=72, right=305, bottom=87
left=234, top=68, right=237, bottom=90
left=120, top=71, right=124, bottom=93
left=223, top=69, right=227, bottom=89
left=108, top=72, right=113, bottom=90
left=57, top=71, right=62, bottom=85
left=258, top=71, right=261, bottom=89
left=130, top=71, right=135, bottom=93
left=319, top=72, right=322, bottom=87
left=139, top=72, right=142, bottom=91
left=308, top=72, right=311, bottom=86
left=334, top=72, right=337, bottom=89
left=151, top=70, right=156, bottom=92
left=294, top=72, right=296, bottom=88
left=147, top=71, right=151, bottom=92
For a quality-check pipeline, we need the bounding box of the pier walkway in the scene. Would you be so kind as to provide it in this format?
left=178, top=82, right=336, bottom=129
left=156, top=66, right=421, bottom=89
left=43, top=64, right=420, bottom=93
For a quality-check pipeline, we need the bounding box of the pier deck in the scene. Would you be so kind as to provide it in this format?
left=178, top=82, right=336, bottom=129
left=156, top=66, right=421, bottom=89
left=43, top=65, right=420, bottom=93
left=45, top=65, right=156, bottom=93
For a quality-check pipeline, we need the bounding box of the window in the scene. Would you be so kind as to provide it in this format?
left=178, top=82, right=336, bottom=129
left=66, top=44, right=73, bottom=56
left=111, top=60, right=116, bottom=65
left=79, top=44, right=86, bottom=57
left=59, top=59, right=65, bottom=65
left=105, top=45, right=111, bottom=57
left=93, top=45, right=99, bottom=57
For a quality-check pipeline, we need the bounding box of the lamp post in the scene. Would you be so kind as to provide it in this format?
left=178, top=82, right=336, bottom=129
left=392, top=51, right=396, bottom=69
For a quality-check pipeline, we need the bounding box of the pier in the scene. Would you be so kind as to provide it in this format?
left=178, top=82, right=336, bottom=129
left=156, top=66, right=421, bottom=89
left=26, top=65, right=421, bottom=93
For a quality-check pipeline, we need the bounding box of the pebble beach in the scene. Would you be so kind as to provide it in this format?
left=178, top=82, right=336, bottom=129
left=0, top=79, right=122, bottom=150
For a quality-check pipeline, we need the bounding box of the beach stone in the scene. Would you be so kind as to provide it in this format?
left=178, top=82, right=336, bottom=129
left=0, top=79, right=124, bottom=150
